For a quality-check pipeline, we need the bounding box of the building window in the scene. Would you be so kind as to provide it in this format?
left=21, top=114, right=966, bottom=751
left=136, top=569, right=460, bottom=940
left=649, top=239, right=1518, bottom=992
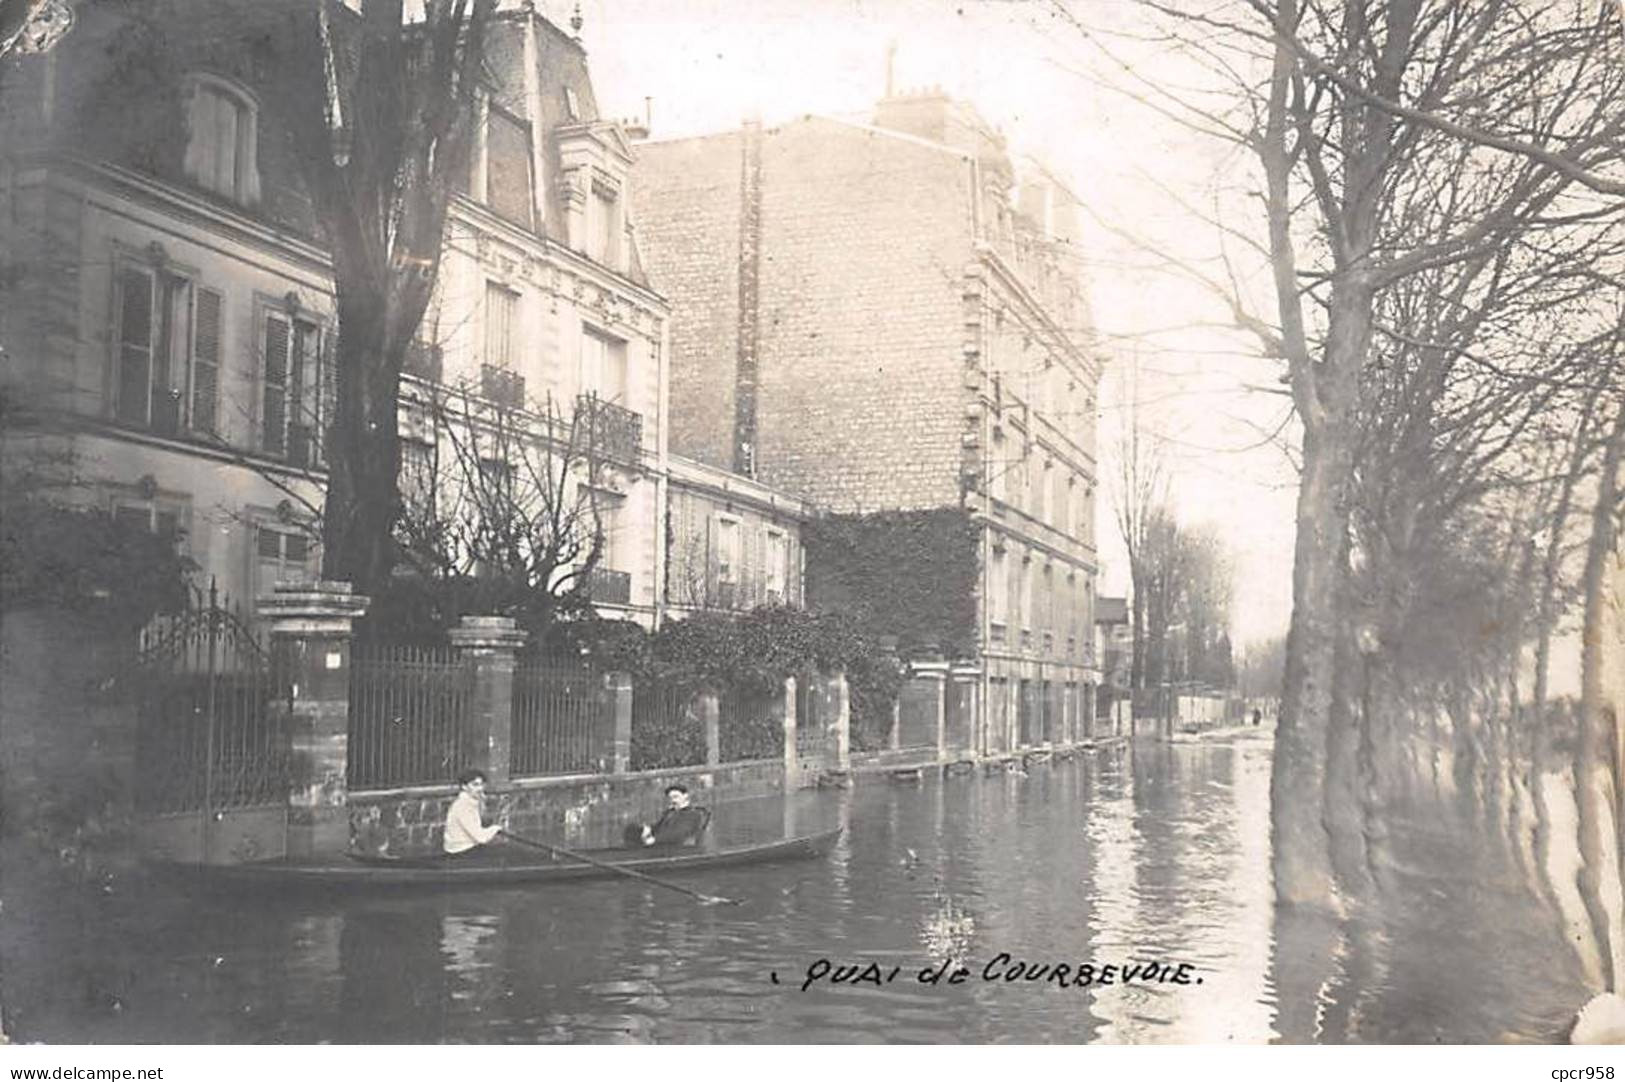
left=766, top=529, right=787, bottom=603
left=989, top=545, right=1008, bottom=634
left=484, top=283, right=519, bottom=370
left=715, top=516, right=740, bottom=607
left=262, top=311, right=324, bottom=464
left=255, top=524, right=312, bottom=595
left=579, top=325, right=628, bottom=404
left=399, top=438, right=436, bottom=517
left=114, top=265, right=224, bottom=437
left=183, top=77, right=260, bottom=205
left=113, top=499, right=183, bottom=550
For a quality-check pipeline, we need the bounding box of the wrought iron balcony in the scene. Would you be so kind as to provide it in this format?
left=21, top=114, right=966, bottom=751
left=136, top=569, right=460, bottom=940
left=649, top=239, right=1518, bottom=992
left=584, top=566, right=632, bottom=605
left=481, top=364, right=526, bottom=409
left=574, top=393, right=643, bottom=465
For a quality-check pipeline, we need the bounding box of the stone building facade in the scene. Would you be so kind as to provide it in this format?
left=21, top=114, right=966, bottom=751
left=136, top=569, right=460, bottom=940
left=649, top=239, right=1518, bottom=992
left=0, top=3, right=677, bottom=626
left=665, top=453, right=812, bottom=617
left=632, top=90, right=1105, bottom=755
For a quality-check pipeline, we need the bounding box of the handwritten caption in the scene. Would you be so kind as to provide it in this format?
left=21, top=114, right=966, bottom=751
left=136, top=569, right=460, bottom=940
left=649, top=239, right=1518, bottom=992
left=772, top=954, right=1204, bottom=991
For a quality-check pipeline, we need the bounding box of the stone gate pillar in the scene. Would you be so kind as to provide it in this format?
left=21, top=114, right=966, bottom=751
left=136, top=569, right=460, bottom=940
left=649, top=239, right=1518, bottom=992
left=782, top=674, right=799, bottom=787
left=602, top=671, right=633, bottom=775
left=448, top=616, right=527, bottom=785
left=825, top=670, right=851, bottom=772
left=259, top=580, right=368, bottom=860
left=700, top=690, right=721, bottom=767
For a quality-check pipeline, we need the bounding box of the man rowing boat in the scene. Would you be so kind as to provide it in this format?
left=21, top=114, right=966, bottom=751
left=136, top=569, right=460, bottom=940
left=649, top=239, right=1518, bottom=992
left=443, top=768, right=504, bottom=855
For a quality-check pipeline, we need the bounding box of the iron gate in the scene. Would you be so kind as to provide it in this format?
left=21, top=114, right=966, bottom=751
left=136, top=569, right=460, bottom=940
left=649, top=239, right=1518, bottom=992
left=133, top=582, right=290, bottom=816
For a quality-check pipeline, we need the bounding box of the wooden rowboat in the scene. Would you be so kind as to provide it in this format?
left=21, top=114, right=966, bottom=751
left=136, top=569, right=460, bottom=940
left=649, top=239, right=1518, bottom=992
left=161, top=827, right=843, bottom=893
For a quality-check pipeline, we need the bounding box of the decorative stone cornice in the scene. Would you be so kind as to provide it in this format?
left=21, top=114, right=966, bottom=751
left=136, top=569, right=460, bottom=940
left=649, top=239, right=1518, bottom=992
left=448, top=615, right=529, bottom=653
left=258, top=580, right=370, bottom=635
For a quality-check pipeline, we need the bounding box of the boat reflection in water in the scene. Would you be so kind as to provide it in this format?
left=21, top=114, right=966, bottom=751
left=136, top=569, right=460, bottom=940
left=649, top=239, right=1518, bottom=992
left=0, top=735, right=1592, bottom=1043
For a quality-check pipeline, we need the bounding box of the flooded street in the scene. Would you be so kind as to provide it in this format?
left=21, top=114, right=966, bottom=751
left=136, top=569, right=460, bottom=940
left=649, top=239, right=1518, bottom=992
left=1, top=735, right=1592, bottom=1043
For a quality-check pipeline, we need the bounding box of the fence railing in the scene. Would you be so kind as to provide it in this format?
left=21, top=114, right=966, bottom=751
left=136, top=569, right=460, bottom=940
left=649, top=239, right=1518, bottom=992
left=348, top=641, right=473, bottom=789
left=718, top=684, right=783, bottom=762
left=795, top=677, right=824, bottom=761
left=512, top=660, right=603, bottom=776
left=630, top=678, right=705, bottom=771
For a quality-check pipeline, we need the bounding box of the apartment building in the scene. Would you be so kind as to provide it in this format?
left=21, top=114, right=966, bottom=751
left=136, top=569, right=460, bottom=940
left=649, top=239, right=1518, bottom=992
left=632, top=89, right=1105, bottom=753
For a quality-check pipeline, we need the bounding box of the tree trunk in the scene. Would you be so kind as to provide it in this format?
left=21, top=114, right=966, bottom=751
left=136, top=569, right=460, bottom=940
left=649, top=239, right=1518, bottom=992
left=321, top=292, right=404, bottom=598
left=1326, top=616, right=1374, bottom=901
left=1273, top=419, right=1358, bottom=909
left=1576, top=397, right=1625, bottom=992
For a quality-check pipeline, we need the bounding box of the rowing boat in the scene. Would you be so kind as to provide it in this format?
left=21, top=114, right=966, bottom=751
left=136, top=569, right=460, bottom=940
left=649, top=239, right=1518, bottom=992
left=159, top=827, right=842, bottom=893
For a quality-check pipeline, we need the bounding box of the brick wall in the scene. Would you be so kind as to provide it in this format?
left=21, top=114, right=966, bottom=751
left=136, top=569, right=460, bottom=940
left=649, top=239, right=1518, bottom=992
left=630, top=133, right=744, bottom=471
left=754, top=118, right=971, bottom=510
left=633, top=117, right=974, bottom=511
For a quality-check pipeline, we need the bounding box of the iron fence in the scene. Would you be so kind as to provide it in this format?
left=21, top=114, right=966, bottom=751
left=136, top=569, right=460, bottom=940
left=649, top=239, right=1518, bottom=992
left=630, top=678, right=705, bottom=771
left=795, top=676, right=824, bottom=761
left=348, top=641, right=473, bottom=789
left=512, top=661, right=603, bottom=776
left=718, top=684, right=782, bottom=762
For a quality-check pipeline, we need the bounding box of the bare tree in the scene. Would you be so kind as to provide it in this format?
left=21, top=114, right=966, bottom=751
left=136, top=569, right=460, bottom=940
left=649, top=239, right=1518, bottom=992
left=1067, top=0, right=1625, bottom=911
left=254, top=0, right=496, bottom=596
left=387, top=384, right=610, bottom=644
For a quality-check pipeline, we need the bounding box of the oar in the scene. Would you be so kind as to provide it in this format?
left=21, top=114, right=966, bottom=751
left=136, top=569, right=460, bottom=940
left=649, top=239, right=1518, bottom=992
left=499, top=830, right=742, bottom=907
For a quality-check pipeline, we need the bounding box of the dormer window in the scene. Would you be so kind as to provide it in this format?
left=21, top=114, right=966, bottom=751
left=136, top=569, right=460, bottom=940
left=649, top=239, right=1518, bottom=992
left=590, top=180, right=619, bottom=268
left=183, top=75, right=261, bottom=205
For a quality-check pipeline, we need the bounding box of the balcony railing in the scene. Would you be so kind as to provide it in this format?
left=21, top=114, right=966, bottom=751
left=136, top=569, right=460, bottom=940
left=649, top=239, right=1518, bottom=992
left=481, top=364, right=526, bottom=409
left=584, top=566, right=632, bottom=605
left=574, top=393, right=643, bottom=465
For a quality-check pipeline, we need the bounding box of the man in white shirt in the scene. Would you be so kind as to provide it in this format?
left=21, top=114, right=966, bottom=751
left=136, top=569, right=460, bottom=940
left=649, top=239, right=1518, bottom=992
left=443, top=768, right=504, bottom=855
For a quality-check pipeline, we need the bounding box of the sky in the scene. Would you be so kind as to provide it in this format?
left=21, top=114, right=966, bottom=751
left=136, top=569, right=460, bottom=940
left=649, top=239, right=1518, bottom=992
left=543, top=0, right=1301, bottom=647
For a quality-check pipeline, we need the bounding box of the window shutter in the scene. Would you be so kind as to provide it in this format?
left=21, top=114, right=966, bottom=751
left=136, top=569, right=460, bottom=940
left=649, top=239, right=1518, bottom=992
left=263, top=314, right=289, bottom=454
left=115, top=268, right=153, bottom=425
left=191, top=288, right=221, bottom=434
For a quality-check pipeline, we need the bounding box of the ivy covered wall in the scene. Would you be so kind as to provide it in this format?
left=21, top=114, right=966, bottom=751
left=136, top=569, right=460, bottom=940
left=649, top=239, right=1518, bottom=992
left=803, top=508, right=980, bottom=660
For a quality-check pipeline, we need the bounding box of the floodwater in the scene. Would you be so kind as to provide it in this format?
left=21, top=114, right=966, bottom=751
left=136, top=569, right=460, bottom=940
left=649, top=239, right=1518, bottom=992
left=0, top=732, right=1593, bottom=1043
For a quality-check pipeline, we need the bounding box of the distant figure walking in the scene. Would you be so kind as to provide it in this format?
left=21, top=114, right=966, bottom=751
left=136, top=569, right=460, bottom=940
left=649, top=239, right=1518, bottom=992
left=1252, top=708, right=1262, bottom=727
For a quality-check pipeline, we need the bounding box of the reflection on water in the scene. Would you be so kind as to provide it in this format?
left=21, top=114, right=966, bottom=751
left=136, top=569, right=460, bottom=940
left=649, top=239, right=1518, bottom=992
left=0, top=735, right=1591, bottom=1043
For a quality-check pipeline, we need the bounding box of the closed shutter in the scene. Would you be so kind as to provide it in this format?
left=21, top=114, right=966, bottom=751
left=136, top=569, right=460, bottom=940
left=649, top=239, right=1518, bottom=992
left=263, top=314, right=289, bottom=454
left=191, top=288, right=221, bottom=434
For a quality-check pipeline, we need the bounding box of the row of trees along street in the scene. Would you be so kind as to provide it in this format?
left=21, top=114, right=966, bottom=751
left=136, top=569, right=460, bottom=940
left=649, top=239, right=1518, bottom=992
left=1080, top=0, right=1625, bottom=1015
